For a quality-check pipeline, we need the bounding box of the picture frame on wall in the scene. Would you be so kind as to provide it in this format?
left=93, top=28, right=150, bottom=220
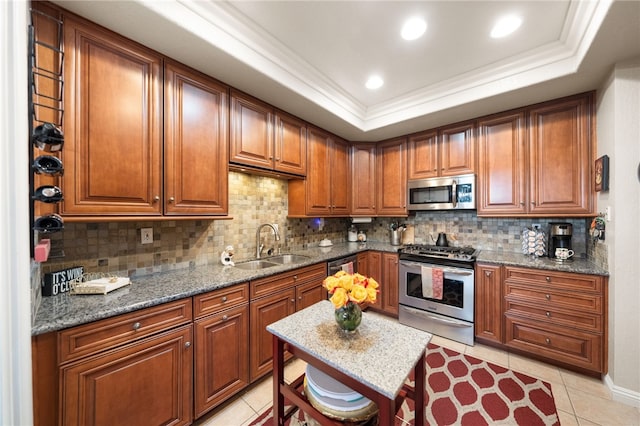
left=595, top=155, right=609, bottom=192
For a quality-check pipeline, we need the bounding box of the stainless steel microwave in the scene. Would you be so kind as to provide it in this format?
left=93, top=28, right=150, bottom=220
left=407, top=174, right=476, bottom=210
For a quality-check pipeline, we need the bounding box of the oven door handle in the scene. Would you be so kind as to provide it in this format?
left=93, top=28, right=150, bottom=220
left=403, top=306, right=473, bottom=328
left=400, top=261, right=473, bottom=276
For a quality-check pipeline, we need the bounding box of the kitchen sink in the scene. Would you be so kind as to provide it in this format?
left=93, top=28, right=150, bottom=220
left=266, top=254, right=310, bottom=264
left=234, top=260, right=280, bottom=270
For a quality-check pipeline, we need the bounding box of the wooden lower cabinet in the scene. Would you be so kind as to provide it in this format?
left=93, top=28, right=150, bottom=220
left=359, top=251, right=398, bottom=317
left=249, top=263, right=327, bottom=382
left=60, top=325, right=193, bottom=426
left=474, top=263, right=503, bottom=343
left=474, top=263, right=607, bottom=375
left=193, top=284, right=250, bottom=417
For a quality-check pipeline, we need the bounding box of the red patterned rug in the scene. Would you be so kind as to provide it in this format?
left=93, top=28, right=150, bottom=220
left=250, top=343, right=560, bottom=426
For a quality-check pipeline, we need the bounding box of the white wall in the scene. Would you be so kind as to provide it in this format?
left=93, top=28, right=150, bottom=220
left=597, top=58, right=640, bottom=405
left=0, top=0, right=34, bottom=424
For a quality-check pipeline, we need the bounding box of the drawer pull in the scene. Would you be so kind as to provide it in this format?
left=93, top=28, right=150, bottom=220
left=221, top=296, right=228, bottom=303
left=132, top=322, right=141, bottom=331
left=545, top=294, right=551, bottom=300
left=222, top=315, right=228, bottom=321
left=545, top=276, right=551, bottom=282
left=545, top=311, right=551, bottom=318
left=485, top=270, right=492, bottom=277
left=293, top=275, right=298, bottom=281
left=291, top=299, right=295, bottom=303
left=184, top=341, right=191, bottom=348
left=298, top=296, right=302, bottom=300
left=545, top=338, right=551, bottom=344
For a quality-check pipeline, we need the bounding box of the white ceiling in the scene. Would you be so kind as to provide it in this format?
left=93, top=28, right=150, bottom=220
left=53, top=0, right=640, bottom=141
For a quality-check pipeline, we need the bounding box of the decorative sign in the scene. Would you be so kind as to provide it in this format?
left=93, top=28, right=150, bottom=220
left=42, top=266, right=84, bottom=296
left=595, top=155, right=609, bottom=192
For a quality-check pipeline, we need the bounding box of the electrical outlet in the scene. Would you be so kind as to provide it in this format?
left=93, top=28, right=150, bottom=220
left=532, top=223, right=541, bottom=229
left=141, top=228, right=153, bottom=244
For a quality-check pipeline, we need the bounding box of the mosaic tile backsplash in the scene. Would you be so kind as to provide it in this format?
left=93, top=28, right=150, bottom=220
left=41, top=172, right=605, bottom=278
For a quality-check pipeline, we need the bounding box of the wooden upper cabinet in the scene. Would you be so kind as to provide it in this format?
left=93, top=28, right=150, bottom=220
left=274, top=110, right=307, bottom=175
left=528, top=93, right=593, bottom=215
left=376, top=138, right=407, bottom=216
left=288, top=127, right=349, bottom=216
left=477, top=111, right=527, bottom=215
left=408, top=130, right=438, bottom=179
left=439, top=121, right=476, bottom=177
left=164, top=61, right=229, bottom=215
left=229, top=91, right=273, bottom=170
left=230, top=91, right=307, bottom=176
left=350, top=143, right=377, bottom=216
left=61, top=15, right=162, bottom=215
left=407, top=121, right=475, bottom=180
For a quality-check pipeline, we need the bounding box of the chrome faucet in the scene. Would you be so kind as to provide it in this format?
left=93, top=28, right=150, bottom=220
left=256, top=223, right=281, bottom=258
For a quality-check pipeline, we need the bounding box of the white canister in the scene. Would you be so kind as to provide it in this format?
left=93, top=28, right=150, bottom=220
left=348, top=225, right=358, bottom=242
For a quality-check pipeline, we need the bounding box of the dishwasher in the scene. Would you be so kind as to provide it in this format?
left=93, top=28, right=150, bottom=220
left=327, top=254, right=358, bottom=275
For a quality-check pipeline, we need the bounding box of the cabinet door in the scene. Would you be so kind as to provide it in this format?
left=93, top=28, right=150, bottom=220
left=381, top=253, right=399, bottom=316
left=194, top=305, right=249, bottom=417
left=274, top=110, right=307, bottom=176
left=356, top=252, right=369, bottom=276
left=528, top=94, right=593, bottom=215
left=304, top=126, right=332, bottom=215
left=475, top=264, right=503, bottom=343
left=367, top=251, right=383, bottom=311
left=376, top=138, right=407, bottom=216
left=60, top=325, right=192, bottom=426
left=229, top=90, right=274, bottom=170
left=477, top=112, right=527, bottom=216
left=350, top=143, right=377, bottom=216
left=62, top=16, right=162, bottom=215
left=296, top=281, right=327, bottom=311
left=164, top=61, right=229, bottom=215
left=250, top=289, right=296, bottom=381
left=439, top=121, right=476, bottom=177
left=408, top=130, right=438, bottom=179
left=330, top=137, right=351, bottom=215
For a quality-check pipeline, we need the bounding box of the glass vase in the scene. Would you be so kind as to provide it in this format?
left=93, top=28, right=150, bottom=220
left=334, top=302, right=362, bottom=333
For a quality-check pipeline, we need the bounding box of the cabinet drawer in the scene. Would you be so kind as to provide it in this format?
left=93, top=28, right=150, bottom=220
left=505, top=283, right=602, bottom=314
left=505, top=316, right=602, bottom=372
left=251, top=263, right=326, bottom=300
left=58, top=299, right=192, bottom=364
left=505, top=300, right=602, bottom=332
left=504, top=267, right=602, bottom=293
left=194, top=283, right=249, bottom=319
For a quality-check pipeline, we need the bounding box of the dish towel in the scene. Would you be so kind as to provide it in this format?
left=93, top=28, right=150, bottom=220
left=421, top=266, right=444, bottom=300
left=341, top=262, right=354, bottom=274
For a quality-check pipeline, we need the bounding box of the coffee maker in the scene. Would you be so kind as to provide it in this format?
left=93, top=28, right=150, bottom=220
left=548, top=222, right=573, bottom=259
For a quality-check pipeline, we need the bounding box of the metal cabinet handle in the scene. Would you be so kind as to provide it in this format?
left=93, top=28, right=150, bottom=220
left=545, top=311, right=551, bottom=318
left=132, top=322, right=141, bottom=331
left=222, top=315, right=228, bottom=321
left=290, top=299, right=295, bottom=303
left=221, top=296, right=227, bottom=303
left=485, top=270, right=492, bottom=277
left=169, top=197, right=175, bottom=203
left=153, top=196, right=160, bottom=201
left=293, top=275, right=298, bottom=280
left=298, top=296, right=302, bottom=300
left=545, top=276, right=551, bottom=282
left=545, top=294, right=551, bottom=300
left=184, top=341, right=191, bottom=348
left=545, top=338, right=551, bottom=344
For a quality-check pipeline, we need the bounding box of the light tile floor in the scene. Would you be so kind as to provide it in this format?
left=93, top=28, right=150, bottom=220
left=194, top=335, right=640, bottom=426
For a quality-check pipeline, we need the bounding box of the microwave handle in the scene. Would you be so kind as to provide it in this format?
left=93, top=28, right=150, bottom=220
left=452, top=180, right=457, bottom=207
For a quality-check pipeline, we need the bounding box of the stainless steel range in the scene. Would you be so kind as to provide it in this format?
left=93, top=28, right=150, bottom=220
left=398, top=244, right=478, bottom=346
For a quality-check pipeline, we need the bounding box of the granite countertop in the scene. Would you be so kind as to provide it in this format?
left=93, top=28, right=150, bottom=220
left=267, top=300, right=432, bottom=399
left=32, top=241, right=401, bottom=336
left=477, top=250, right=609, bottom=276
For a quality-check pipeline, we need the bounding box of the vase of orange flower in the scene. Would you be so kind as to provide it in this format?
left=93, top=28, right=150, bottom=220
left=323, top=271, right=379, bottom=333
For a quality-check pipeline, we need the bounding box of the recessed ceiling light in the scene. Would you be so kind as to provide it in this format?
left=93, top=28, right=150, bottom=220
left=365, top=75, right=384, bottom=90
left=401, top=17, right=427, bottom=41
left=490, top=15, right=522, bottom=38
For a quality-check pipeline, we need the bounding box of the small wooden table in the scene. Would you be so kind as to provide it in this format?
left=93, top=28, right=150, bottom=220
left=267, top=301, right=432, bottom=426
